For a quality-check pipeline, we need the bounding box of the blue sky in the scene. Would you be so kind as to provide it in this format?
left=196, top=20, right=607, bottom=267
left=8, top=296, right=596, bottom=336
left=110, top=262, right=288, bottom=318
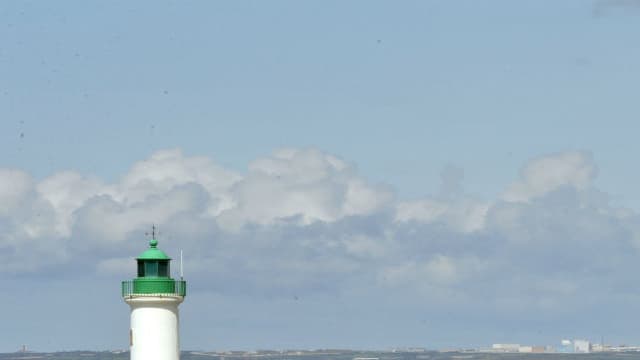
left=2, top=0, right=640, bottom=352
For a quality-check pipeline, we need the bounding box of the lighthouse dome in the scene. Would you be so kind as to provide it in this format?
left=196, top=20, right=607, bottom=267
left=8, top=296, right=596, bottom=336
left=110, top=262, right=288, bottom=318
left=136, top=238, right=171, bottom=260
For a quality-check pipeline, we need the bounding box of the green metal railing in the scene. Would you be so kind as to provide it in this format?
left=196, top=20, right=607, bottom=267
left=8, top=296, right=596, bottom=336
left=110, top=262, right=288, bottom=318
left=122, top=279, right=186, bottom=297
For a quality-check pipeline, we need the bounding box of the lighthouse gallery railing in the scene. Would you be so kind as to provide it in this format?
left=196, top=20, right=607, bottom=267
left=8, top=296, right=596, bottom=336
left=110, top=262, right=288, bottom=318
left=122, top=279, right=187, bottom=297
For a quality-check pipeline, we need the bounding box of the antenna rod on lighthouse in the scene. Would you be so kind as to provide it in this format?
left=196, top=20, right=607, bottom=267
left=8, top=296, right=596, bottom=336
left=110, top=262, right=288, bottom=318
left=180, top=249, right=184, bottom=280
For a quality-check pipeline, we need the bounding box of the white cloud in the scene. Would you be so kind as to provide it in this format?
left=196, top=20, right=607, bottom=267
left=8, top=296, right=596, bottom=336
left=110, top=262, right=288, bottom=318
left=0, top=148, right=394, bottom=276
left=395, top=198, right=488, bottom=232
left=72, top=183, right=210, bottom=247
left=37, top=171, right=105, bottom=237
left=0, top=169, right=69, bottom=272
left=395, top=165, right=488, bottom=232
left=2, top=148, right=640, bottom=315
left=0, top=169, right=35, bottom=216
left=217, top=148, right=393, bottom=229
left=118, top=148, right=241, bottom=216
left=503, top=151, right=597, bottom=202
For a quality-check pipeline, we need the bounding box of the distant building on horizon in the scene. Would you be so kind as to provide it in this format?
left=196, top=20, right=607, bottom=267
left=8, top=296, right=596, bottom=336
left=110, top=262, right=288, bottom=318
left=557, top=339, right=573, bottom=353
left=491, top=344, right=520, bottom=352
left=573, top=340, right=591, bottom=353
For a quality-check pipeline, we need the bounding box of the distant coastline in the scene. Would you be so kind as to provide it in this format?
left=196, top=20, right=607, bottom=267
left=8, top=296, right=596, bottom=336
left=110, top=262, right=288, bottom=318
left=1, top=349, right=637, bottom=360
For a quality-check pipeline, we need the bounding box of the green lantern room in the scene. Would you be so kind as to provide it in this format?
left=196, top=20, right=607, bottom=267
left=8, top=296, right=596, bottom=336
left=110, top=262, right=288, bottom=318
left=137, top=238, right=171, bottom=278
left=122, top=237, right=186, bottom=297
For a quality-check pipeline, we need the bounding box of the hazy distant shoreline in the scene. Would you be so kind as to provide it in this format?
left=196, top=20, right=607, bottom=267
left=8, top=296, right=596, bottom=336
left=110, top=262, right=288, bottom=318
left=2, top=350, right=640, bottom=360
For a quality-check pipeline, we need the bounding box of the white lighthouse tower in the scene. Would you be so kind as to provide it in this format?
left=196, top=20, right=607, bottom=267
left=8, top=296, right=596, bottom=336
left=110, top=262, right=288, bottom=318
left=122, top=232, right=186, bottom=360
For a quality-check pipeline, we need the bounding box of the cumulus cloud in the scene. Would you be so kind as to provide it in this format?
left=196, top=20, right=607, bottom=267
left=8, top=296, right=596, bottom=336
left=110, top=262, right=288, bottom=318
left=0, top=169, right=68, bottom=272
left=395, top=165, right=488, bottom=232
left=0, top=169, right=35, bottom=217
left=2, top=148, right=640, bottom=313
left=217, top=148, right=393, bottom=230
left=395, top=198, right=488, bottom=233
left=117, top=148, right=241, bottom=215
left=502, top=151, right=597, bottom=202
left=37, top=171, right=105, bottom=237
left=0, top=148, right=392, bottom=274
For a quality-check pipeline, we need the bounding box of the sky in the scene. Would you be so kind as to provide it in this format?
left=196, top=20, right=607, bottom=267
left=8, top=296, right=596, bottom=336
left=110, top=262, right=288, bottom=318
left=1, top=0, right=640, bottom=353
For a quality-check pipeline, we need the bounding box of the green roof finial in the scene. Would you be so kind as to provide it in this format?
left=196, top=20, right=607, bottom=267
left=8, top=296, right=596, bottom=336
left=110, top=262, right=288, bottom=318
left=138, top=225, right=170, bottom=260
left=148, top=225, right=159, bottom=248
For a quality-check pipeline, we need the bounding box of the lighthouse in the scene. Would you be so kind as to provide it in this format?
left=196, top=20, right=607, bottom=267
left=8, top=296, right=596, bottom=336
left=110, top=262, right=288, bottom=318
left=122, top=231, right=186, bottom=360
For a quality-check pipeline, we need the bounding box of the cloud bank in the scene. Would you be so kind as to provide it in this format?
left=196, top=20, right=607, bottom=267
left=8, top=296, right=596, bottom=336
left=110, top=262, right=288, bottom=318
left=1, top=148, right=639, bottom=313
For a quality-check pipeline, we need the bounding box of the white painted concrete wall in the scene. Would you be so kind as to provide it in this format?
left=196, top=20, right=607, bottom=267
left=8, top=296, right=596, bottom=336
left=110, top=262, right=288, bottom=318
left=126, top=296, right=184, bottom=360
